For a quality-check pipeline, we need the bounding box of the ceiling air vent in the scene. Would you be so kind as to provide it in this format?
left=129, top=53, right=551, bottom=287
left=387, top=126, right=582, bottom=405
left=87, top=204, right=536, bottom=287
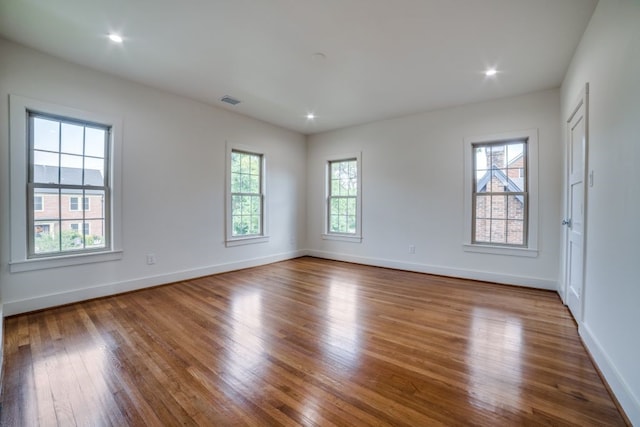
left=220, top=95, right=241, bottom=106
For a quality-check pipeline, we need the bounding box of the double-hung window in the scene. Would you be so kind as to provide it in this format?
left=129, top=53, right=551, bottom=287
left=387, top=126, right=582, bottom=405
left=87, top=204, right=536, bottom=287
left=226, top=145, right=268, bottom=246
left=28, top=112, right=110, bottom=256
left=464, top=129, right=538, bottom=257
left=323, top=154, right=362, bottom=242
left=9, top=95, right=122, bottom=272
left=472, top=141, right=527, bottom=246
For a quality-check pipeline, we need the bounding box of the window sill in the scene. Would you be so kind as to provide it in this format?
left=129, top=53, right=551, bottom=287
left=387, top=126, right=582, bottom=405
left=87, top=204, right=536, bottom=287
left=463, top=243, right=538, bottom=258
left=225, top=235, right=270, bottom=247
left=9, top=250, right=123, bottom=273
left=322, top=233, right=362, bottom=243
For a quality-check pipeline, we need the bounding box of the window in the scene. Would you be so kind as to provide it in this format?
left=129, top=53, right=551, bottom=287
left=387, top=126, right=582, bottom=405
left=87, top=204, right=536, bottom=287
left=9, top=95, right=122, bottom=272
left=34, top=195, right=43, bottom=211
left=323, top=154, right=362, bottom=242
left=28, top=112, right=109, bottom=256
left=225, top=144, right=268, bottom=246
left=463, top=130, right=538, bottom=257
left=472, top=141, right=527, bottom=246
left=69, top=196, right=90, bottom=211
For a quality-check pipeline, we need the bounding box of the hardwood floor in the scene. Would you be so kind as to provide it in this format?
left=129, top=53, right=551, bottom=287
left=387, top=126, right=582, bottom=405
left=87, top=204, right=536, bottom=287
left=1, top=257, right=626, bottom=426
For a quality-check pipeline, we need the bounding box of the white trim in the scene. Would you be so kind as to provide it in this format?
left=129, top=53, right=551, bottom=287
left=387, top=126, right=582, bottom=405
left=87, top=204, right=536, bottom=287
left=225, top=141, right=270, bottom=246
left=3, top=250, right=305, bottom=316
left=580, top=323, right=640, bottom=425
left=321, top=233, right=362, bottom=243
left=324, top=152, right=362, bottom=241
left=225, top=235, right=270, bottom=247
left=9, top=94, right=123, bottom=271
left=463, top=129, right=539, bottom=257
left=561, top=83, right=589, bottom=320
left=307, top=249, right=556, bottom=290
left=463, top=243, right=538, bottom=257
left=9, top=250, right=123, bottom=273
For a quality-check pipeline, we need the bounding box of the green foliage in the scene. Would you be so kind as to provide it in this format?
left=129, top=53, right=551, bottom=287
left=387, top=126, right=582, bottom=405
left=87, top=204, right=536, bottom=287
left=34, top=230, right=104, bottom=254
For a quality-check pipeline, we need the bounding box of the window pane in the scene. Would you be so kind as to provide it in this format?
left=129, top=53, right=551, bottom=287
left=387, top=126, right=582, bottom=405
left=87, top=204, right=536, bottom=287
left=249, top=174, right=260, bottom=194
left=347, top=198, right=356, bottom=216
left=60, top=154, right=83, bottom=185
left=330, top=215, right=340, bottom=233
left=232, top=215, right=245, bottom=236
left=87, top=219, right=106, bottom=249
left=250, top=155, right=260, bottom=175
left=506, top=220, right=524, bottom=245
left=348, top=178, right=357, bottom=197
left=330, top=199, right=339, bottom=215
left=85, top=190, right=105, bottom=219
left=475, top=219, right=490, bottom=243
left=63, top=190, right=83, bottom=217
left=507, top=195, right=524, bottom=220
left=61, top=220, right=85, bottom=251
left=85, top=127, right=106, bottom=158
left=490, top=220, right=507, bottom=244
left=488, top=145, right=506, bottom=168
left=475, top=195, right=490, bottom=219
left=61, top=123, right=84, bottom=155
left=33, top=117, right=59, bottom=152
left=250, top=216, right=260, bottom=235
left=231, top=195, right=242, bottom=216
left=491, top=195, right=506, bottom=219
left=33, top=151, right=60, bottom=184
left=347, top=215, right=356, bottom=233
left=85, top=157, right=105, bottom=186
left=34, top=221, right=59, bottom=254
left=331, top=163, right=340, bottom=180
left=250, top=196, right=260, bottom=215
left=34, top=190, right=60, bottom=221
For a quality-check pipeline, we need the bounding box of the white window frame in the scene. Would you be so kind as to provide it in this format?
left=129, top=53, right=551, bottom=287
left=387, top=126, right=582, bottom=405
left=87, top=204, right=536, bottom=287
left=322, top=152, right=362, bottom=243
left=9, top=95, right=123, bottom=272
left=225, top=142, right=269, bottom=247
left=463, top=129, right=538, bottom=257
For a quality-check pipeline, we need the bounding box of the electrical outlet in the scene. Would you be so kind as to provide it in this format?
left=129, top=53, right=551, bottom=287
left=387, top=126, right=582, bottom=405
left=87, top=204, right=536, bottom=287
left=409, top=245, right=415, bottom=254
left=146, top=253, right=156, bottom=265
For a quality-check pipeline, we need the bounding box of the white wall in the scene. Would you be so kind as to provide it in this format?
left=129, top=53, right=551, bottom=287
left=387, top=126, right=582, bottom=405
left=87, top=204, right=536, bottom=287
left=0, top=39, right=307, bottom=315
left=306, top=89, right=562, bottom=289
left=561, top=0, right=640, bottom=423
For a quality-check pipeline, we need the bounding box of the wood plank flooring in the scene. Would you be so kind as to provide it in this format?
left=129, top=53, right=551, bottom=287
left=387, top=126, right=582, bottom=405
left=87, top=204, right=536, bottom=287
left=1, top=257, right=626, bottom=426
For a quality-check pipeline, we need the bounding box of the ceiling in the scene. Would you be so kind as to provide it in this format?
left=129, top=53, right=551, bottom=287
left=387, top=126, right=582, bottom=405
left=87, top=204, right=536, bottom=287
left=0, top=0, right=598, bottom=134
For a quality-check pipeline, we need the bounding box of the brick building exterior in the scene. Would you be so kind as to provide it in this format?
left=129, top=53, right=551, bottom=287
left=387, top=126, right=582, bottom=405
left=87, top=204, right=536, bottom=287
left=32, top=166, right=106, bottom=252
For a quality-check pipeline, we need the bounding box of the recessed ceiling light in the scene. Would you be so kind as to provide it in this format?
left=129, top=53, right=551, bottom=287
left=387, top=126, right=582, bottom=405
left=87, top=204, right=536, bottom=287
left=306, top=113, right=315, bottom=120
left=108, top=33, right=123, bottom=43
left=485, top=68, right=497, bottom=77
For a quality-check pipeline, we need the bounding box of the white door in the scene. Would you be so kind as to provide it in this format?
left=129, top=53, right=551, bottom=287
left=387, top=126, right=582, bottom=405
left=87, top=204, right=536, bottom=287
left=564, top=85, right=588, bottom=322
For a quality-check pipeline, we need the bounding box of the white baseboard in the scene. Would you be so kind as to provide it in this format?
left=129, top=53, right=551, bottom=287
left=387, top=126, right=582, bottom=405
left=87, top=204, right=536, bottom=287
left=579, top=323, right=640, bottom=425
left=306, top=250, right=557, bottom=290
left=2, top=250, right=307, bottom=316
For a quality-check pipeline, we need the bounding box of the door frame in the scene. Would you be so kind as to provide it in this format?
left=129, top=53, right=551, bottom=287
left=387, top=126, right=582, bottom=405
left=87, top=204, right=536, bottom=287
left=562, top=83, right=589, bottom=322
